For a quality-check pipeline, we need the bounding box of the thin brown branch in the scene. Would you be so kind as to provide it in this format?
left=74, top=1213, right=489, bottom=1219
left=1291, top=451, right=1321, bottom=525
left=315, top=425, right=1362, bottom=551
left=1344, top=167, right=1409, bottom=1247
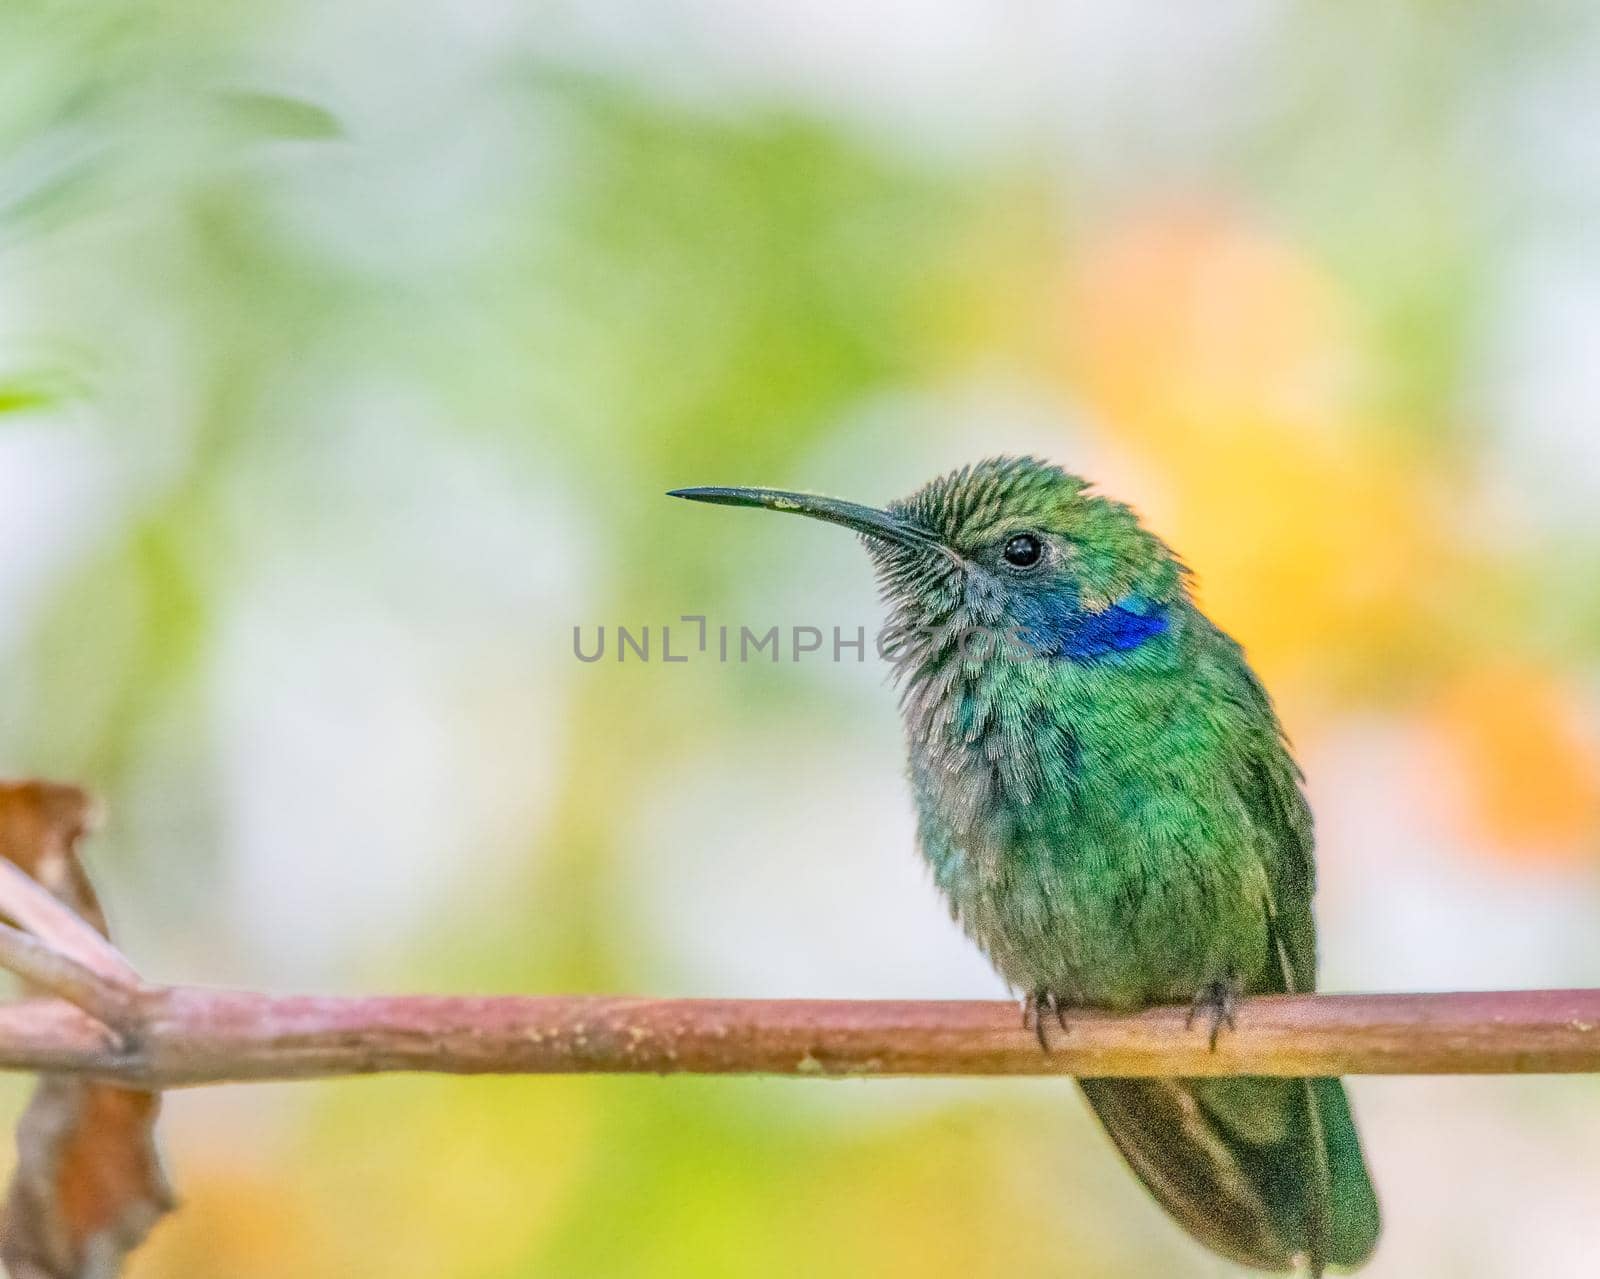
left=0, top=988, right=1594, bottom=1089
left=0, top=923, right=144, bottom=1035
left=0, top=861, right=139, bottom=987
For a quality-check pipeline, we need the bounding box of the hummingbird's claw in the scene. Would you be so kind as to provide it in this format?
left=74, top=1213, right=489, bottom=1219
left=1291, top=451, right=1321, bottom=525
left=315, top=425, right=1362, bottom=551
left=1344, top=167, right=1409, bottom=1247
left=1022, top=988, right=1070, bottom=1051
left=1186, top=977, right=1242, bottom=1052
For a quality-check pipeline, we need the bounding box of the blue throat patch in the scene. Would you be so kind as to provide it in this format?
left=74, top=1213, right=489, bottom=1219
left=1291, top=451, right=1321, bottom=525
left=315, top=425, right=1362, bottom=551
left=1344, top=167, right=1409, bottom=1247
left=1014, top=592, right=1170, bottom=661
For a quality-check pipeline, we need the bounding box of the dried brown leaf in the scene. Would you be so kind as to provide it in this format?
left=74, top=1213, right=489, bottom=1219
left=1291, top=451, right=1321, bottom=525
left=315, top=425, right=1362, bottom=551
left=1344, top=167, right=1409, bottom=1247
left=0, top=781, right=173, bottom=1279
left=0, top=784, right=103, bottom=933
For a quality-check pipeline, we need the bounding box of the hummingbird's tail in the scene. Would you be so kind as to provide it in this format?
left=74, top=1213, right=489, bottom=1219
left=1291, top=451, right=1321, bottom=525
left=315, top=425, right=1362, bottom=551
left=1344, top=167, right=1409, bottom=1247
left=1077, top=1074, right=1380, bottom=1275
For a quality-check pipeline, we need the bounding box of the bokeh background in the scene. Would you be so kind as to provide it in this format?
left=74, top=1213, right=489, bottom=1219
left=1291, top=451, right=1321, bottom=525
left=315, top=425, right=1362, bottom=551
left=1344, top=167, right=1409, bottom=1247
left=3, top=2, right=1599, bottom=1275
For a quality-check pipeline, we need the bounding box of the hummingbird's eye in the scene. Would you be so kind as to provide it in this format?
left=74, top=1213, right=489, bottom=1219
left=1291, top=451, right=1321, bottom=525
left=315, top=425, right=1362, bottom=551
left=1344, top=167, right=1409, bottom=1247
left=1001, top=533, right=1044, bottom=569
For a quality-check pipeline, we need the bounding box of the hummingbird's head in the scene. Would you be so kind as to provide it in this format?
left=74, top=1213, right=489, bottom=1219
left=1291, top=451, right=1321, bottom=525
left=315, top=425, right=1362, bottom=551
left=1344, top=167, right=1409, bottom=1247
left=671, top=455, right=1187, bottom=668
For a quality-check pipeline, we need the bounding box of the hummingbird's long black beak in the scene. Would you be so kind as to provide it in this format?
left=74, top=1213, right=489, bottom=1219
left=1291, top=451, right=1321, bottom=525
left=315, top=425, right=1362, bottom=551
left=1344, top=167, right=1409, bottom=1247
left=668, top=486, right=935, bottom=551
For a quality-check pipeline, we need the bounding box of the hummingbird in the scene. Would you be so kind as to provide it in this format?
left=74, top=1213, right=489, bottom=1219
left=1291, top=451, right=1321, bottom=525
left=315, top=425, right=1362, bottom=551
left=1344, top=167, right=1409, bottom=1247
left=671, top=457, right=1380, bottom=1275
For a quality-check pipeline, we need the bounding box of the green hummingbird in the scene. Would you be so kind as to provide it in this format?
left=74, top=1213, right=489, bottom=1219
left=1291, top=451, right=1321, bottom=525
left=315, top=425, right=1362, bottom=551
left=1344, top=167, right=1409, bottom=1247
left=671, top=456, right=1380, bottom=1275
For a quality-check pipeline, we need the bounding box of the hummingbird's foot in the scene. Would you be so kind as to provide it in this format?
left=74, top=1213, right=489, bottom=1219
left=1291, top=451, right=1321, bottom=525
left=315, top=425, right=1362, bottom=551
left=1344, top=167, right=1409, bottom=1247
left=1022, top=988, right=1070, bottom=1052
left=1185, top=977, right=1241, bottom=1052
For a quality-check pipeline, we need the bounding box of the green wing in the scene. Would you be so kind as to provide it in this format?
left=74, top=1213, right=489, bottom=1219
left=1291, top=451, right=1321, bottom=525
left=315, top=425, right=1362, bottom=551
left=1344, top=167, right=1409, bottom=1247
left=1231, top=644, right=1383, bottom=1271
left=1225, top=645, right=1318, bottom=994
left=1079, top=631, right=1380, bottom=1275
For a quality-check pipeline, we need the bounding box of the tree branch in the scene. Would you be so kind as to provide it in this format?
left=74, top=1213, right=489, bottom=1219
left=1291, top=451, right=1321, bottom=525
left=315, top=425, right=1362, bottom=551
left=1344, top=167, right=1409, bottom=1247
left=0, top=988, right=1594, bottom=1088
left=0, top=923, right=144, bottom=1036
left=0, top=860, right=139, bottom=986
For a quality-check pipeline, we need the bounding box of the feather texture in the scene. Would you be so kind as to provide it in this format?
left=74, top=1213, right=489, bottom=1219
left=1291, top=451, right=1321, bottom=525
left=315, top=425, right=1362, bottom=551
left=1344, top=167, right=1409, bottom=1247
left=876, top=459, right=1381, bottom=1272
